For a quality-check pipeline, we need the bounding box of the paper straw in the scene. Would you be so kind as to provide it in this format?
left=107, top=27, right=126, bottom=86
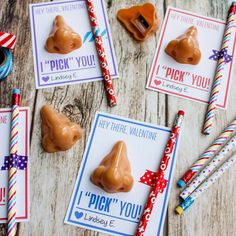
left=136, top=111, right=185, bottom=236
left=7, top=88, right=20, bottom=236
left=86, top=0, right=117, bottom=107
left=176, top=152, right=236, bottom=215
left=202, top=2, right=236, bottom=135
left=180, top=134, right=236, bottom=200
left=177, top=118, right=236, bottom=188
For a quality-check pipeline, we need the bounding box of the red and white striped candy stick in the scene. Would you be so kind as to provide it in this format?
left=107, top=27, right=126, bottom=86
left=7, top=89, right=20, bottom=236
left=136, top=111, right=185, bottom=236
left=0, top=32, right=16, bottom=50
left=86, top=0, right=117, bottom=107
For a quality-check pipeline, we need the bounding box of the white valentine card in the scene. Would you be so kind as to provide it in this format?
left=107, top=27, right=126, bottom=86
left=65, top=112, right=179, bottom=236
left=0, top=108, right=30, bottom=223
left=29, top=0, right=118, bottom=89
left=147, top=7, right=236, bottom=108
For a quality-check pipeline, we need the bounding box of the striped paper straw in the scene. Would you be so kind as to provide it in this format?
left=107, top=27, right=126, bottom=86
left=203, top=2, right=236, bottom=135
left=176, top=152, right=236, bottom=215
left=180, top=134, right=236, bottom=200
left=7, top=88, right=20, bottom=236
left=86, top=0, right=117, bottom=107
left=177, top=118, right=236, bottom=188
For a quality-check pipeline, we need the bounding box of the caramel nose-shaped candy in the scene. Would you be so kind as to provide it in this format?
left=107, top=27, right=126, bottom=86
left=117, top=3, right=160, bottom=41
left=165, top=26, right=201, bottom=65
left=91, top=141, right=134, bottom=193
left=45, top=15, right=82, bottom=54
left=41, top=105, right=82, bottom=153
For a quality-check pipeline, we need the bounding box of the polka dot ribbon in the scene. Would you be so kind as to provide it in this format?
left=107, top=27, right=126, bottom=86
left=1, top=155, right=28, bottom=170
left=139, top=169, right=168, bottom=190
left=209, top=48, right=232, bottom=63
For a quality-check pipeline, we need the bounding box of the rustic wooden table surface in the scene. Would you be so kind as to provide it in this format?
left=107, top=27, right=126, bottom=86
left=1, top=0, right=236, bottom=235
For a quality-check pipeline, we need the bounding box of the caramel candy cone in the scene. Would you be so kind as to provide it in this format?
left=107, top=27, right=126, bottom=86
left=91, top=141, right=134, bottom=193
left=45, top=15, right=82, bottom=54
left=41, top=105, right=82, bottom=153
left=165, top=26, right=201, bottom=65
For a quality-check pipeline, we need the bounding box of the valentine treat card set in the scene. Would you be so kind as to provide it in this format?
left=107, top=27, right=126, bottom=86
left=29, top=0, right=118, bottom=89
left=65, top=112, right=180, bottom=236
left=147, top=7, right=236, bottom=108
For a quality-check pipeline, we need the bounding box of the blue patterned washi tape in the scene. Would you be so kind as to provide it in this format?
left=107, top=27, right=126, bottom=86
left=0, top=47, right=13, bottom=80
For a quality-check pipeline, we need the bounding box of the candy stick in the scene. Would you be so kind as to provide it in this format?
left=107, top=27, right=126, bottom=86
left=86, top=0, right=117, bottom=107
left=7, top=89, right=20, bottom=236
left=203, top=2, right=236, bottom=135
left=136, top=111, right=185, bottom=236
left=177, top=118, right=236, bottom=188
left=0, top=32, right=16, bottom=50
left=176, top=151, right=236, bottom=215
left=180, top=134, right=236, bottom=200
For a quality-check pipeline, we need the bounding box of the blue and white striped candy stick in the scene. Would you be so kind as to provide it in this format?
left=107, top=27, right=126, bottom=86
left=180, top=134, right=236, bottom=200
left=176, top=151, right=236, bottom=215
left=178, top=118, right=236, bottom=188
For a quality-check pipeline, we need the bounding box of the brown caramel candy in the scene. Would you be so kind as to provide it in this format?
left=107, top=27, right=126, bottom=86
left=91, top=141, right=134, bottom=193
left=41, top=105, right=82, bottom=153
left=117, top=3, right=160, bottom=41
left=165, top=26, right=201, bottom=65
left=45, top=15, right=82, bottom=54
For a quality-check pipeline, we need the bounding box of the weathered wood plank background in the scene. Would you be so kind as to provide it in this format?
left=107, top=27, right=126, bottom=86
left=0, top=0, right=236, bottom=235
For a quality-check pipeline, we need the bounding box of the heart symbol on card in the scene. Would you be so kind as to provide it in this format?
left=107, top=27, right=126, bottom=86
left=74, top=211, right=83, bottom=219
left=154, top=79, right=162, bottom=86
left=41, top=76, right=50, bottom=82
